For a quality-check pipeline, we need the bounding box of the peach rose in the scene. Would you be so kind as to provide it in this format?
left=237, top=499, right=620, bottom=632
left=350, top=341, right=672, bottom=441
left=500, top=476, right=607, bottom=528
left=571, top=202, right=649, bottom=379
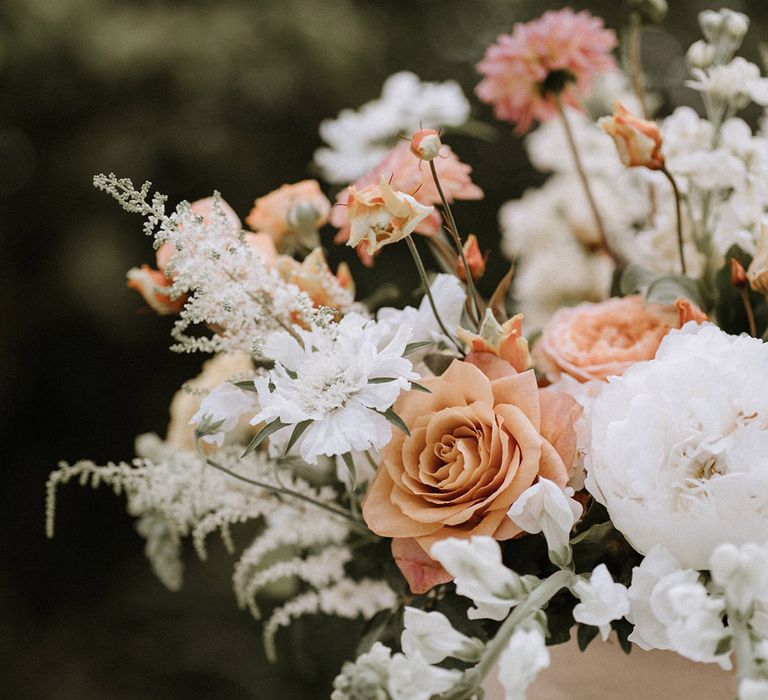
left=534, top=295, right=705, bottom=383
left=598, top=102, right=664, bottom=170
left=362, top=359, right=579, bottom=561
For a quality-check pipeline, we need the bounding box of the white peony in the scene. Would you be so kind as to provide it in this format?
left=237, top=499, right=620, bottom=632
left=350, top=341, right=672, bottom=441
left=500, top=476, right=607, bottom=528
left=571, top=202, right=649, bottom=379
left=498, top=627, right=550, bottom=700
left=572, top=564, right=630, bottom=640
left=586, top=323, right=768, bottom=569
left=251, top=313, right=417, bottom=464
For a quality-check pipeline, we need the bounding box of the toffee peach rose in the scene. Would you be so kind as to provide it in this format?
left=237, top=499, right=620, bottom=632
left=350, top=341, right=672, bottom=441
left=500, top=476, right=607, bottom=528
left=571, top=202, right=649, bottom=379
left=534, top=295, right=705, bottom=383
left=362, top=358, right=579, bottom=554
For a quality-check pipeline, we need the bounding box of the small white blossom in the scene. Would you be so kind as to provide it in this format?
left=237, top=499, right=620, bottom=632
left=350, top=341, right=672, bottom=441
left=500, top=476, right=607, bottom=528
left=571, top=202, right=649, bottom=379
left=710, top=543, right=768, bottom=615
left=738, top=678, right=768, bottom=700
left=251, top=313, right=417, bottom=464
left=572, top=564, right=630, bottom=640
left=498, top=627, right=550, bottom=700
left=332, top=642, right=391, bottom=700
left=507, top=478, right=582, bottom=565
left=401, top=607, right=483, bottom=664
left=190, top=381, right=256, bottom=446
left=687, top=58, right=768, bottom=108
left=387, top=652, right=462, bottom=700
left=430, top=536, right=533, bottom=621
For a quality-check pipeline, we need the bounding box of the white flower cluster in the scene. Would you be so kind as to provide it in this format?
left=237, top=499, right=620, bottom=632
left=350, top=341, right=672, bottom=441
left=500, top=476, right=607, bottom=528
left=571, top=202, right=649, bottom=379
left=314, top=71, right=470, bottom=184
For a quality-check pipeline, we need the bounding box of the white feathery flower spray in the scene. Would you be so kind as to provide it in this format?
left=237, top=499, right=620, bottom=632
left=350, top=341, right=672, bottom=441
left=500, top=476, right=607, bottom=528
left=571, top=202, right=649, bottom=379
left=251, top=313, right=417, bottom=465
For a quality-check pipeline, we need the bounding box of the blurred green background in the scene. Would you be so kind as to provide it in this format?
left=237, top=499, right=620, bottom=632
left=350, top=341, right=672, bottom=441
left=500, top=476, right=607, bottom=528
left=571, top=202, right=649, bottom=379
left=1, top=0, right=766, bottom=697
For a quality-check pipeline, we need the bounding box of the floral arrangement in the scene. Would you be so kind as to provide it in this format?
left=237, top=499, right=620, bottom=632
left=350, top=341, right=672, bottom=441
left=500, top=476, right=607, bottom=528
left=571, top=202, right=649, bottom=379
left=47, top=3, right=768, bottom=699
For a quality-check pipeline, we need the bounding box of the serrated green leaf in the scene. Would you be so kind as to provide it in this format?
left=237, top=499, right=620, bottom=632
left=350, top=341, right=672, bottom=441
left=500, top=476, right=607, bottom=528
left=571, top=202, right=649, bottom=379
left=283, top=419, right=312, bottom=457
left=377, top=407, right=411, bottom=436
left=645, top=275, right=704, bottom=307
left=410, top=381, right=431, bottom=393
left=620, top=263, right=657, bottom=296
left=341, top=452, right=357, bottom=491
left=404, top=340, right=434, bottom=356
left=242, top=418, right=286, bottom=457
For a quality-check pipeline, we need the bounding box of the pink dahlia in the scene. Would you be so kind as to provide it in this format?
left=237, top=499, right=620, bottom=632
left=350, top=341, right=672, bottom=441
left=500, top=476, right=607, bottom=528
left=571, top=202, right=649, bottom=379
left=332, top=141, right=483, bottom=263
left=476, top=8, right=617, bottom=134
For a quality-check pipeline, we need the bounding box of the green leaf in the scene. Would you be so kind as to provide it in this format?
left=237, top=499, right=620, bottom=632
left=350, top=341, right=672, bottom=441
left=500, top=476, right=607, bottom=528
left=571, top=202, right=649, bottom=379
left=283, top=419, right=312, bottom=457
left=577, top=623, right=600, bottom=652
left=232, top=380, right=258, bottom=392
left=619, top=263, right=657, bottom=296
left=404, top=340, right=434, bottom=356
left=369, top=377, right=397, bottom=384
left=377, top=407, right=411, bottom=436
left=613, top=618, right=634, bottom=655
left=410, top=381, right=431, bottom=393
left=714, top=635, right=733, bottom=656
left=194, top=415, right=226, bottom=439
left=645, top=274, right=704, bottom=307
left=341, top=452, right=357, bottom=491
left=242, top=418, right=286, bottom=457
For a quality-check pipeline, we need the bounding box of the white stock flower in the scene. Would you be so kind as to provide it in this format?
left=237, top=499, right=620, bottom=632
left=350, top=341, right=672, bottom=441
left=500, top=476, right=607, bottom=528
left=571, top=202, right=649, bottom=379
left=251, top=313, right=417, bottom=464
left=498, top=627, right=550, bottom=700
left=738, top=678, right=768, bottom=700
left=401, top=607, right=483, bottom=664
left=710, top=543, right=768, bottom=614
left=586, top=323, right=768, bottom=570
left=190, top=381, right=256, bottom=446
left=572, top=564, right=630, bottom=640
left=331, top=642, right=391, bottom=700
left=314, top=71, right=470, bottom=184
left=430, top=536, right=531, bottom=621
left=507, top=478, right=582, bottom=565
left=387, top=651, right=462, bottom=700
left=687, top=58, right=768, bottom=108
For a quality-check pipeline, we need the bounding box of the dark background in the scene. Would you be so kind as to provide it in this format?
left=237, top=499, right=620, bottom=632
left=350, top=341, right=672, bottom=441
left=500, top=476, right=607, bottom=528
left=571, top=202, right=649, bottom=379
left=1, top=0, right=764, bottom=697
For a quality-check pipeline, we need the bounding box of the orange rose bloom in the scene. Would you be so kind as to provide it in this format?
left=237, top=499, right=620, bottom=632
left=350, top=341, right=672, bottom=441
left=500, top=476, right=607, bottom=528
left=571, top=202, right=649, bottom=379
left=362, top=358, right=578, bottom=552
left=534, top=295, right=705, bottom=383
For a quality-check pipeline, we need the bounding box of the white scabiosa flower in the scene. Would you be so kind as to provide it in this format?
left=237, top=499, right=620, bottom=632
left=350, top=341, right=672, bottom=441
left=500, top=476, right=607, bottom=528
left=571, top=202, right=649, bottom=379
left=251, top=313, right=417, bottom=464
left=572, top=564, right=630, bottom=640
left=710, top=543, right=768, bottom=615
left=401, top=607, right=483, bottom=664
left=507, top=478, right=582, bottom=566
left=498, top=627, right=550, bottom=700
left=586, top=323, right=768, bottom=570
left=430, top=536, right=534, bottom=621
left=190, top=382, right=256, bottom=446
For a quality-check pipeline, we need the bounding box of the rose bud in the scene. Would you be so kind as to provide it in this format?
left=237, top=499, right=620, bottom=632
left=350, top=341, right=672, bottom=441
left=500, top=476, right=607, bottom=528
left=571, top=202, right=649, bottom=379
left=599, top=102, right=664, bottom=170
left=730, top=257, right=747, bottom=289
left=748, top=223, right=768, bottom=296
left=410, top=128, right=442, bottom=161
left=455, top=234, right=486, bottom=281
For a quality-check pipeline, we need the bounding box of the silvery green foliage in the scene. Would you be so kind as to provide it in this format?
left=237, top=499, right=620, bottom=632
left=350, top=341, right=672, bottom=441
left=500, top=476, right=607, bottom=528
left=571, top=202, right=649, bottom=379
left=93, top=174, right=320, bottom=355
left=47, top=433, right=394, bottom=658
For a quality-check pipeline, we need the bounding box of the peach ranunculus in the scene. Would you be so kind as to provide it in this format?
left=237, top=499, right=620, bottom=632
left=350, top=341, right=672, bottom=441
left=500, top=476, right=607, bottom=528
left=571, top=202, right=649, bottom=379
left=362, top=357, right=579, bottom=592
left=598, top=102, right=664, bottom=170
left=345, top=178, right=434, bottom=255
left=533, top=295, right=706, bottom=383
left=332, top=141, right=483, bottom=261
left=245, top=180, right=331, bottom=251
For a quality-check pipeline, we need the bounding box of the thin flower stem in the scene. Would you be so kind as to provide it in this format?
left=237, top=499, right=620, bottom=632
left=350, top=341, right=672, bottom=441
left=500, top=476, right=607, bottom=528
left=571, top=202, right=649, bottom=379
left=626, top=13, right=648, bottom=118
left=405, top=234, right=464, bottom=354
left=196, top=441, right=373, bottom=537
left=660, top=166, right=688, bottom=275
left=740, top=287, right=758, bottom=337
left=429, top=160, right=482, bottom=328
left=438, top=569, right=575, bottom=700
left=729, top=609, right=757, bottom=683
left=555, top=96, right=620, bottom=266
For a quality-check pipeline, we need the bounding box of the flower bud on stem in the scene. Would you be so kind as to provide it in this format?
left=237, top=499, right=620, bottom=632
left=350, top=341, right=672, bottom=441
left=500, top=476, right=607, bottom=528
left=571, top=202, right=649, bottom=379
left=660, top=165, right=688, bottom=275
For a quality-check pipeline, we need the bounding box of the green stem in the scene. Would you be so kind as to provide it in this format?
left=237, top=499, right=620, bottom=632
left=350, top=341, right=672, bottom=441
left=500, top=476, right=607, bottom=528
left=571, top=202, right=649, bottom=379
left=555, top=96, right=620, bottom=267
left=729, top=609, right=756, bottom=684
left=439, top=570, right=575, bottom=700
left=405, top=234, right=464, bottom=354
left=429, top=160, right=483, bottom=328
left=660, top=166, right=688, bottom=275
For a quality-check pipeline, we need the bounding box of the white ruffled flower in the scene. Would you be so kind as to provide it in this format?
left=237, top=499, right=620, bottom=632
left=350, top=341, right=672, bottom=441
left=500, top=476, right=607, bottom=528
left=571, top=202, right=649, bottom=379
left=738, top=678, right=768, bottom=700
left=572, top=564, right=630, bottom=640
left=710, top=543, right=768, bottom=615
left=586, top=323, right=768, bottom=570
left=314, top=71, right=470, bottom=184
left=498, top=627, right=550, bottom=700
left=687, top=58, right=768, bottom=108
left=430, top=536, right=532, bottom=621
left=190, top=381, right=256, bottom=446
left=251, top=313, right=417, bottom=464
left=401, top=607, right=483, bottom=665
left=507, top=478, right=582, bottom=566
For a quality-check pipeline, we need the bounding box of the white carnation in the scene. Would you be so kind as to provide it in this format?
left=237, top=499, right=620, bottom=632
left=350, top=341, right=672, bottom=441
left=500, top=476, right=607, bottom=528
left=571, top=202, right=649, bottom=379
left=586, top=323, right=768, bottom=569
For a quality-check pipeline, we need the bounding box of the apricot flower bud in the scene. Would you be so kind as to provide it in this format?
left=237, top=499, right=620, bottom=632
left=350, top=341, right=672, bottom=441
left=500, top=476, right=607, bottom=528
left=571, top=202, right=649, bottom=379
left=410, top=128, right=442, bottom=161
left=747, top=222, right=768, bottom=296
left=455, top=234, right=486, bottom=281
left=599, top=102, right=664, bottom=170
